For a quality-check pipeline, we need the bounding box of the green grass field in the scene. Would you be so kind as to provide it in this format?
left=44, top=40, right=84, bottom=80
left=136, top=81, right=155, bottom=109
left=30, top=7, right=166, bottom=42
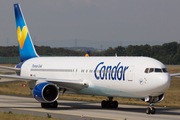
left=0, top=112, right=61, bottom=120
left=0, top=64, right=180, bottom=107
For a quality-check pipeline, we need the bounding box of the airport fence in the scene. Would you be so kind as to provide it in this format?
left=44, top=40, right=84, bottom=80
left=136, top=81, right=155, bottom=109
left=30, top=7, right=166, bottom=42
left=0, top=56, right=20, bottom=64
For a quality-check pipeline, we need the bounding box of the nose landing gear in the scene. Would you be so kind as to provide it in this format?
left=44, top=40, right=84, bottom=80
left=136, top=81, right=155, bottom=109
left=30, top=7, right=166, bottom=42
left=101, top=97, right=118, bottom=108
left=146, top=103, right=156, bottom=114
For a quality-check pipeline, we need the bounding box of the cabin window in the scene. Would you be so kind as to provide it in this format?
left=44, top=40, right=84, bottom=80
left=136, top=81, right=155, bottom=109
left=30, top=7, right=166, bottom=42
left=89, top=70, right=93, bottom=73
left=94, top=70, right=100, bottom=73
left=155, top=68, right=162, bottom=72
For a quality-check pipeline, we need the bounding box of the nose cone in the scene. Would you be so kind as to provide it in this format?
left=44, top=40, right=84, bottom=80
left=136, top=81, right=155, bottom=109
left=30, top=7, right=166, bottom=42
left=156, top=73, right=171, bottom=93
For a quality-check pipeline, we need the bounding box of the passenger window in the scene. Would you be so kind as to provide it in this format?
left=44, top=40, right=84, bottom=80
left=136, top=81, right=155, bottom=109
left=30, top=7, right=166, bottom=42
left=162, top=68, right=168, bottom=72
left=145, top=68, right=149, bottom=73
left=149, top=68, right=154, bottom=73
left=155, top=68, right=162, bottom=72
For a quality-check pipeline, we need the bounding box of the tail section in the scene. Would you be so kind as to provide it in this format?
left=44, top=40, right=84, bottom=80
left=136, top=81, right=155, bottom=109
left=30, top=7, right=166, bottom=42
left=14, top=3, right=38, bottom=61
left=85, top=50, right=90, bottom=57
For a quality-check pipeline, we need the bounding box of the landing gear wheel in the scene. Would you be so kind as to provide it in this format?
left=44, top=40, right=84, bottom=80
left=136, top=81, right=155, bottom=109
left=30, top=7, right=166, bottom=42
left=146, top=107, right=156, bottom=114
left=146, top=107, right=151, bottom=114
left=101, top=100, right=106, bottom=108
left=52, top=101, right=58, bottom=108
left=113, top=101, right=118, bottom=108
left=41, top=102, right=46, bottom=108
left=101, top=97, right=118, bottom=109
left=41, top=101, right=58, bottom=108
left=151, top=107, right=156, bottom=114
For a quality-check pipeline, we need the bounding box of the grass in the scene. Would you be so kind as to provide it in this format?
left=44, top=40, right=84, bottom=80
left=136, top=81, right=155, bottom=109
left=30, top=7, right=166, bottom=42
left=0, top=64, right=16, bottom=67
left=0, top=112, right=61, bottom=120
left=0, top=64, right=180, bottom=108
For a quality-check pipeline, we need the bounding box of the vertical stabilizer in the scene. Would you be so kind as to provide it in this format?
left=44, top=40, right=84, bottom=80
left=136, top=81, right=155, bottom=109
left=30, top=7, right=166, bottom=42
left=14, top=3, right=38, bottom=61
left=85, top=50, right=90, bottom=57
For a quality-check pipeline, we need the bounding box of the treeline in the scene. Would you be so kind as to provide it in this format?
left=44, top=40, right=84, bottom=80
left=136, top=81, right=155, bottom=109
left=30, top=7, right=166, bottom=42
left=104, top=41, right=180, bottom=64
left=0, top=41, right=179, bottom=64
left=0, top=46, right=84, bottom=57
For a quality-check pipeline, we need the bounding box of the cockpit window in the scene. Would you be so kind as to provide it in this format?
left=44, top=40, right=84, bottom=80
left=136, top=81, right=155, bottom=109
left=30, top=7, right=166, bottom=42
left=162, top=68, right=168, bottom=73
left=145, top=67, right=168, bottom=73
left=145, top=68, right=149, bottom=73
left=155, top=68, right=162, bottom=72
left=149, top=68, right=154, bottom=73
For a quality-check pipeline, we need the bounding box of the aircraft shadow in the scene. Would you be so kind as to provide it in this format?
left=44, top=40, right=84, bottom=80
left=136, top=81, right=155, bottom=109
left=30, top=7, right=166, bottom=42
left=53, top=102, right=180, bottom=116
left=0, top=100, right=180, bottom=116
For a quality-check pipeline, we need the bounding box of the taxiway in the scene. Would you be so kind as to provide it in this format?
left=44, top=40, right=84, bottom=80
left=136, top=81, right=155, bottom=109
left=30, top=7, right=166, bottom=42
left=0, top=95, right=179, bottom=120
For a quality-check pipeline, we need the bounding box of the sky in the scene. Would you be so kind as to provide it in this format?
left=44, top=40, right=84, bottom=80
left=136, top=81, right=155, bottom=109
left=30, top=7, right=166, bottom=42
left=0, top=0, right=180, bottom=49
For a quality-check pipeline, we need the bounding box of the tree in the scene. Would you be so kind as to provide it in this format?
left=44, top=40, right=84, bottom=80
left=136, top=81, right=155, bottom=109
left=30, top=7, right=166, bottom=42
left=104, top=47, right=116, bottom=56
left=114, top=46, right=126, bottom=56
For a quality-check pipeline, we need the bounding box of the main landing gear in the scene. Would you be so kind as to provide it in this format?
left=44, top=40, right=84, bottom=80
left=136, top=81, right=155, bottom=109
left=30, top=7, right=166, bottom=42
left=101, top=97, right=118, bottom=108
left=146, top=103, right=156, bottom=114
left=41, top=101, right=58, bottom=108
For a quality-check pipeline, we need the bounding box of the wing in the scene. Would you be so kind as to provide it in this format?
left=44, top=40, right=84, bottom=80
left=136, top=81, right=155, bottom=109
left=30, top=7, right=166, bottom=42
left=170, top=73, right=180, bottom=77
left=0, top=74, right=88, bottom=91
left=0, top=66, right=20, bottom=73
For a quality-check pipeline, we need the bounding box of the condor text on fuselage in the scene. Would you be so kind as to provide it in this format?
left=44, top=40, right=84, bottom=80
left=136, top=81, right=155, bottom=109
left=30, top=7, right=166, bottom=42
left=94, top=62, right=129, bottom=81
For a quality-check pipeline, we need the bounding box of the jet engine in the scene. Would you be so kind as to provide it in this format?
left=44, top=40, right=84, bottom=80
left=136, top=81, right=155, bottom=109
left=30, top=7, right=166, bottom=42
left=142, top=93, right=165, bottom=103
left=32, top=82, right=59, bottom=103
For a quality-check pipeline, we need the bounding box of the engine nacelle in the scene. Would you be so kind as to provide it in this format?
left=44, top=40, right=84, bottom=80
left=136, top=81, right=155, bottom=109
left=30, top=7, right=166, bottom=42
left=142, top=93, right=165, bottom=103
left=32, top=82, right=59, bottom=103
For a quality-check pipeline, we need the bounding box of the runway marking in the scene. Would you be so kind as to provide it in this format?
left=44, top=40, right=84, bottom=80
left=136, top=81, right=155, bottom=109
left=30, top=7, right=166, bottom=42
left=11, top=108, right=123, bottom=120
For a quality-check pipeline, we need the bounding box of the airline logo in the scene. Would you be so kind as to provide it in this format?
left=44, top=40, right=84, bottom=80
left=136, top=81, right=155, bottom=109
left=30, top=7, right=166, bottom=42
left=94, top=62, right=129, bottom=81
left=85, top=54, right=89, bottom=57
left=17, top=26, right=28, bottom=49
left=85, top=50, right=90, bottom=57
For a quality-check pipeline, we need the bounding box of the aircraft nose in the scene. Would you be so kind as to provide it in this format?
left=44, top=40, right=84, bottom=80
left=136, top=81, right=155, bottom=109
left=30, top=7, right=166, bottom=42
left=156, top=73, right=170, bottom=92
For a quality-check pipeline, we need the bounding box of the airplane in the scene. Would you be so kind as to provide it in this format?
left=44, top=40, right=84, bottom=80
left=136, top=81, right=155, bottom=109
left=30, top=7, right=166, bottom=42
left=85, top=50, right=90, bottom=57
left=0, top=3, right=180, bottom=115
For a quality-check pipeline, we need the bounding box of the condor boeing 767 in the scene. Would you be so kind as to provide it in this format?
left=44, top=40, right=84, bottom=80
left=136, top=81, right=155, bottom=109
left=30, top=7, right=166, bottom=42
left=0, top=3, right=179, bottom=114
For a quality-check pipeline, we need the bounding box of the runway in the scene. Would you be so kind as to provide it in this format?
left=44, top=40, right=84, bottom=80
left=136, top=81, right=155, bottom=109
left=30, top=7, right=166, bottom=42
left=0, top=95, right=179, bottom=120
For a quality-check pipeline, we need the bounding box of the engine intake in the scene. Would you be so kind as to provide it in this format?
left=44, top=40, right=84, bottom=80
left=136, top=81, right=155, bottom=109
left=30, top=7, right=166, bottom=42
left=32, top=82, right=59, bottom=103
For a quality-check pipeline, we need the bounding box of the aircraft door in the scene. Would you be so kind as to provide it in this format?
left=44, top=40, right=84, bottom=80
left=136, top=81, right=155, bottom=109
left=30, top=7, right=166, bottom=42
left=73, top=68, right=78, bottom=77
left=127, top=65, right=134, bottom=81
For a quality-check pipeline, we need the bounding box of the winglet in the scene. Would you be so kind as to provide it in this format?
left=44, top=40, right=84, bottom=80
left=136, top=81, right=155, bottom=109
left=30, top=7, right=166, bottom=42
left=14, top=3, right=38, bottom=61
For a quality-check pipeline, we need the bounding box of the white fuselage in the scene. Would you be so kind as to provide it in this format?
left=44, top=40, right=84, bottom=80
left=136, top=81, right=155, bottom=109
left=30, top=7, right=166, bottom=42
left=20, top=56, right=170, bottom=99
